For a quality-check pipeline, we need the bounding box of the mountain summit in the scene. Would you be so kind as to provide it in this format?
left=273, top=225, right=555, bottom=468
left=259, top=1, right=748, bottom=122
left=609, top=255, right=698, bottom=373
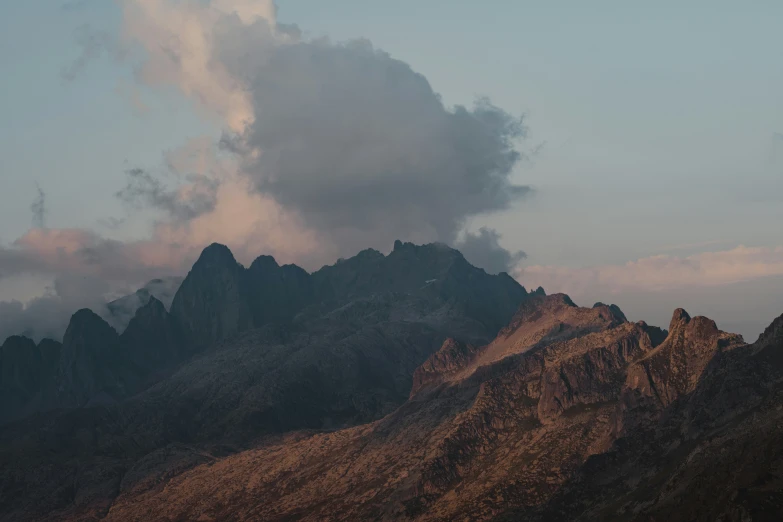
left=0, top=242, right=781, bottom=522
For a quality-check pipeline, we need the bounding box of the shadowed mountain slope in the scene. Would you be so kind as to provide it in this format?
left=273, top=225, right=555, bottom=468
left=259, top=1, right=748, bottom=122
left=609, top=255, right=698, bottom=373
left=0, top=241, right=531, bottom=521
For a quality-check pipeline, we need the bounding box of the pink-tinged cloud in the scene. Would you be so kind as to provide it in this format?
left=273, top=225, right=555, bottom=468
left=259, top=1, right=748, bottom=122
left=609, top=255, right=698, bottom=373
left=1, top=228, right=186, bottom=284
left=515, top=245, right=783, bottom=297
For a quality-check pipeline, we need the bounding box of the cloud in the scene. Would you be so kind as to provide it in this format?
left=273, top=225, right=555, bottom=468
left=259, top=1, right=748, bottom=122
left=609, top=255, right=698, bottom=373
left=118, top=0, right=278, bottom=132
left=0, top=274, right=184, bottom=343
left=115, top=82, right=150, bottom=115
left=516, top=245, right=783, bottom=297
left=2, top=1, right=536, bottom=340
left=30, top=184, right=47, bottom=229
left=236, top=43, right=528, bottom=252
left=455, top=227, right=526, bottom=275
left=103, top=276, right=184, bottom=333
left=61, top=25, right=123, bottom=81
left=0, top=275, right=112, bottom=343
left=116, top=167, right=219, bottom=223
left=131, top=136, right=327, bottom=268
left=0, top=225, right=195, bottom=341
left=0, top=228, right=186, bottom=284
left=118, top=0, right=530, bottom=257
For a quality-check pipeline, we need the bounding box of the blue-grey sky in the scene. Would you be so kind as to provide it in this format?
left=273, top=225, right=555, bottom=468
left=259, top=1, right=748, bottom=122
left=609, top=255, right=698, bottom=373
left=1, top=1, right=782, bottom=342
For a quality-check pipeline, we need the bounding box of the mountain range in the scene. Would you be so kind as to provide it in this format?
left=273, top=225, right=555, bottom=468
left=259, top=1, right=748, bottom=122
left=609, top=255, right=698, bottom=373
left=0, top=241, right=781, bottom=521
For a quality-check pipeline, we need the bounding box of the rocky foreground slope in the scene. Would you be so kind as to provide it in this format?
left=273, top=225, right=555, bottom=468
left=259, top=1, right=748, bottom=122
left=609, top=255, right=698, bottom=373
left=99, top=295, right=783, bottom=521
left=1, top=243, right=782, bottom=521
left=82, top=298, right=783, bottom=520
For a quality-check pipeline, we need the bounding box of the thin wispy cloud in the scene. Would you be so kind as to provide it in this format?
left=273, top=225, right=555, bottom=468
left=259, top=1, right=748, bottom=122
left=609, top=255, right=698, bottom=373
left=517, top=245, right=783, bottom=296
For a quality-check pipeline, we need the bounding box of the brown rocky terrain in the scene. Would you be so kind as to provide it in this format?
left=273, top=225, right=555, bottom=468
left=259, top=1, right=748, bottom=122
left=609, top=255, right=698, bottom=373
left=66, top=296, right=782, bottom=522
left=1, top=243, right=782, bottom=521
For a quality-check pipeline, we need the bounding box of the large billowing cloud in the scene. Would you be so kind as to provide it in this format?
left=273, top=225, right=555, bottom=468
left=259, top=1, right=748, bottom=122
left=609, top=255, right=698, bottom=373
left=1, top=0, right=530, bottom=341
left=118, top=0, right=530, bottom=259
left=119, top=0, right=279, bottom=132
left=233, top=41, right=528, bottom=250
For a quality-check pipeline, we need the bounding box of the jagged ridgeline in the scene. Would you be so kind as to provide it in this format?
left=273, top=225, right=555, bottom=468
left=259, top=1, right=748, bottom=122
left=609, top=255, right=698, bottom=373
left=0, top=240, right=530, bottom=426
left=1, top=241, right=782, bottom=522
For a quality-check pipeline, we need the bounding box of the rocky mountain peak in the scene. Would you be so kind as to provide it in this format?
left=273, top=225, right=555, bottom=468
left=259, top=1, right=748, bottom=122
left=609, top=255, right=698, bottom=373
left=1, top=335, right=36, bottom=353
left=623, top=307, right=745, bottom=415
left=0, top=336, right=40, bottom=385
left=193, top=242, right=239, bottom=269
left=669, top=307, right=692, bottom=331
left=129, top=296, right=168, bottom=324
left=665, top=308, right=732, bottom=347
left=58, top=308, right=126, bottom=407
left=686, top=315, right=721, bottom=341
left=64, top=308, right=119, bottom=346
left=386, top=240, right=465, bottom=267
left=121, top=296, right=185, bottom=384
left=105, top=276, right=184, bottom=334
left=170, top=244, right=252, bottom=349
left=593, top=302, right=628, bottom=322
left=753, top=312, right=783, bottom=351
left=499, top=293, right=578, bottom=337
left=249, top=254, right=280, bottom=272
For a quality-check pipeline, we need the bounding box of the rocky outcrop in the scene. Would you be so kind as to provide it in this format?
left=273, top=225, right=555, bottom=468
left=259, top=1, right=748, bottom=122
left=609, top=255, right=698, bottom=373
left=620, top=308, right=746, bottom=435
left=106, top=276, right=183, bottom=333
left=56, top=309, right=128, bottom=407
left=411, top=338, right=480, bottom=396
left=537, top=322, right=654, bottom=421
left=120, top=297, right=185, bottom=384
left=247, top=256, right=314, bottom=326
left=411, top=295, right=630, bottom=397
left=0, top=336, right=56, bottom=423
left=530, top=312, right=783, bottom=522
left=169, top=243, right=253, bottom=350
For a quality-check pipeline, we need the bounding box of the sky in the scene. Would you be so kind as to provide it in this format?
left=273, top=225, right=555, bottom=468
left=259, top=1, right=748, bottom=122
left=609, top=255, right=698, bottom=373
left=0, top=1, right=782, bottom=342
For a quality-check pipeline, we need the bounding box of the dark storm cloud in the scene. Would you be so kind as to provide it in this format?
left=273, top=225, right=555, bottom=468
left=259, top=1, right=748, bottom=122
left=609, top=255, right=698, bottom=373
left=455, top=227, right=527, bottom=275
